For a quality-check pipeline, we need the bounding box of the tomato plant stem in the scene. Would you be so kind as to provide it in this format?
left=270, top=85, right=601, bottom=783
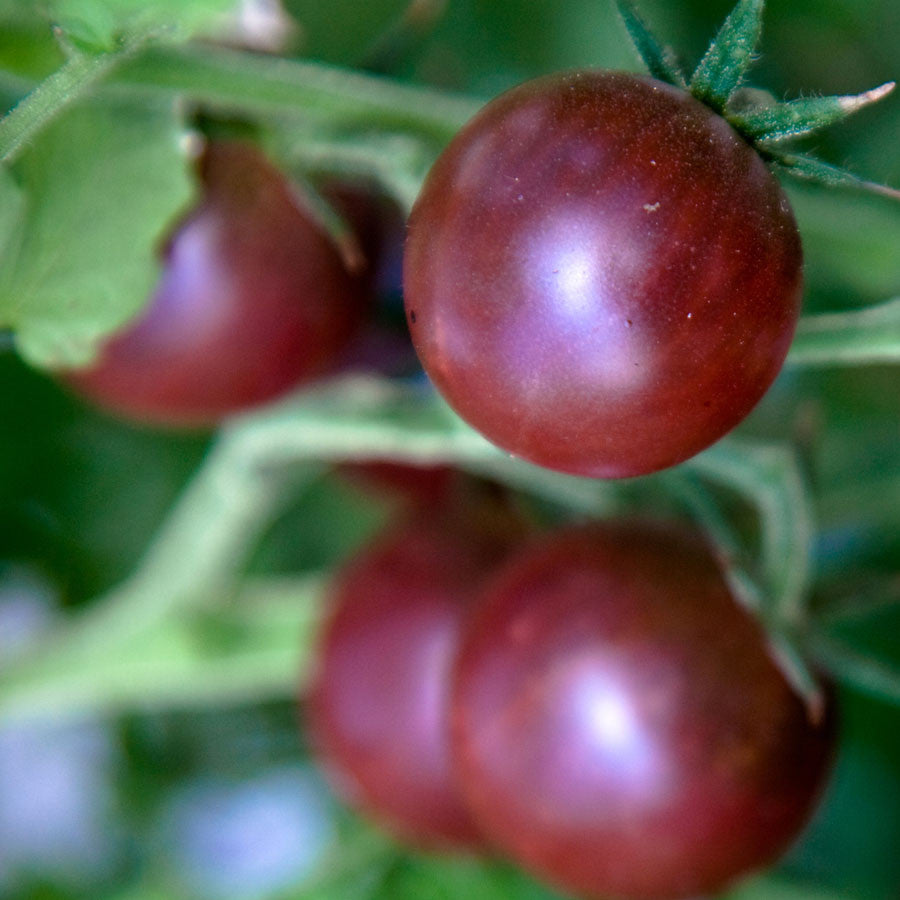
left=0, top=575, right=326, bottom=723
left=114, top=44, right=482, bottom=144
left=0, top=445, right=320, bottom=721
left=0, top=34, right=151, bottom=165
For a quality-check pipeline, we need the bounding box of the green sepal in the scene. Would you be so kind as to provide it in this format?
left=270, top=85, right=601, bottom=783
left=730, top=81, right=896, bottom=145
left=615, top=1, right=687, bottom=88
left=772, top=152, right=900, bottom=200
left=690, top=0, right=764, bottom=111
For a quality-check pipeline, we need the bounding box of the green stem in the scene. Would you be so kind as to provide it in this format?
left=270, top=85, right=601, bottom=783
left=225, top=382, right=814, bottom=636
left=79, top=443, right=313, bottom=643
left=0, top=575, right=326, bottom=723
left=113, top=44, right=482, bottom=144
left=0, top=441, right=320, bottom=717
left=0, top=36, right=148, bottom=165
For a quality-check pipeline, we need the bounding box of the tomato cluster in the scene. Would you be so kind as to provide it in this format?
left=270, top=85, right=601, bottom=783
left=63, top=70, right=805, bottom=480
left=307, top=484, right=836, bottom=900
left=62, top=54, right=810, bottom=486
left=50, top=56, right=844, bottom=898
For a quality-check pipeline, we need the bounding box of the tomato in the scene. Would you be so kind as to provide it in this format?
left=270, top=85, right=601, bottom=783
left=404, top=71, right=803, bottom=478
left=451, top=521, right=836, bottom=899
left=306, top=499, right=527, bottom=849
left=63, top=141, right=372, bottom=427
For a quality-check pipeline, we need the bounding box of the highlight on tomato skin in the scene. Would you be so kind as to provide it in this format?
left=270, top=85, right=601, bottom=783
left=450, top=520, right=837, bottom=900
left=305, top=495, right=529, bottom=850
left=61, top=141, right=374, bottom=428
left=404, top=70, right=804, bottom=479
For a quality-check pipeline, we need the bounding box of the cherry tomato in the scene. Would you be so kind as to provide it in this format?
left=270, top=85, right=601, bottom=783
left=404, top=71, right=803, bottom=478
left=64, top=141, right=371, bottom=427
left=451, top=521, right=836, bottom=899
left=306, top=498, right=526, bottom=849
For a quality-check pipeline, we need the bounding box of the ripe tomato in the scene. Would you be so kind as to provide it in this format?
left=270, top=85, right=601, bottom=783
left=451, top=521, right=835, bottom=899
left=404, top=71, right=803, bottom=478
left=64, top=141, right=372, bottom=427
left=306, top=498, right=526, bottom=849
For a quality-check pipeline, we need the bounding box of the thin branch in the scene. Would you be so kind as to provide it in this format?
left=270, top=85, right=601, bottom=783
left=0, top=33, right=153, bottom=165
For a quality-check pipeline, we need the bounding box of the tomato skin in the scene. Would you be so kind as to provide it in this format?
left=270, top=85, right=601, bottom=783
left=451, top=521, right=836, bottom=900
left=65, top=141, right=370, bottom=427
left=404, top=71, right=803, bottom=478
left=307, top=503, right=524, bottom=850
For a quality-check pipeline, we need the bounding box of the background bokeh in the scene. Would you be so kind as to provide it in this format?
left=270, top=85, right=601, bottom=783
left=1, top=1, right=899, bottom=899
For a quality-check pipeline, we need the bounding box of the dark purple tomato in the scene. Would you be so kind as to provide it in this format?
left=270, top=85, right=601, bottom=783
left=306, top=500, right=527, bottom=849
left=404, top=71, right=803, bottom=478
left=451, top=521, right=836, bottom=900
left=63, top=141, right=371, bottom=427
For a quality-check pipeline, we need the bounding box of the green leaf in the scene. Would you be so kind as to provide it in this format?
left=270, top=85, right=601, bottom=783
left=773, top=153, right=900, bottom=200
left=48, top=0, right=236, bottom=51
left=356, top=854, right=563, bottom=900
left=816, top=577, right=900, bottom=626
left=374, top=858, right=565, bottom=900
left=0, top=95, right=194, bottom=368
left=615, top=1, right=687, bottom=88
left=360, top=0, right=449, bottom=75
left=296, top=825, right=399, bottom=900
left=725, top=874, right=856, bottom=900
left=807, top=633, right=900, bottom=708
left=730, top=82, right=895, bottom=145
left=690, top=0, right=764, bottom=111
left=788, top=298, right=900, bottom=367
left=787, top=185, right=900, bottom=301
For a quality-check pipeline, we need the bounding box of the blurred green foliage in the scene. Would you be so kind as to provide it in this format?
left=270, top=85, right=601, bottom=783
left=1, top=1, right=899, bottom=899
